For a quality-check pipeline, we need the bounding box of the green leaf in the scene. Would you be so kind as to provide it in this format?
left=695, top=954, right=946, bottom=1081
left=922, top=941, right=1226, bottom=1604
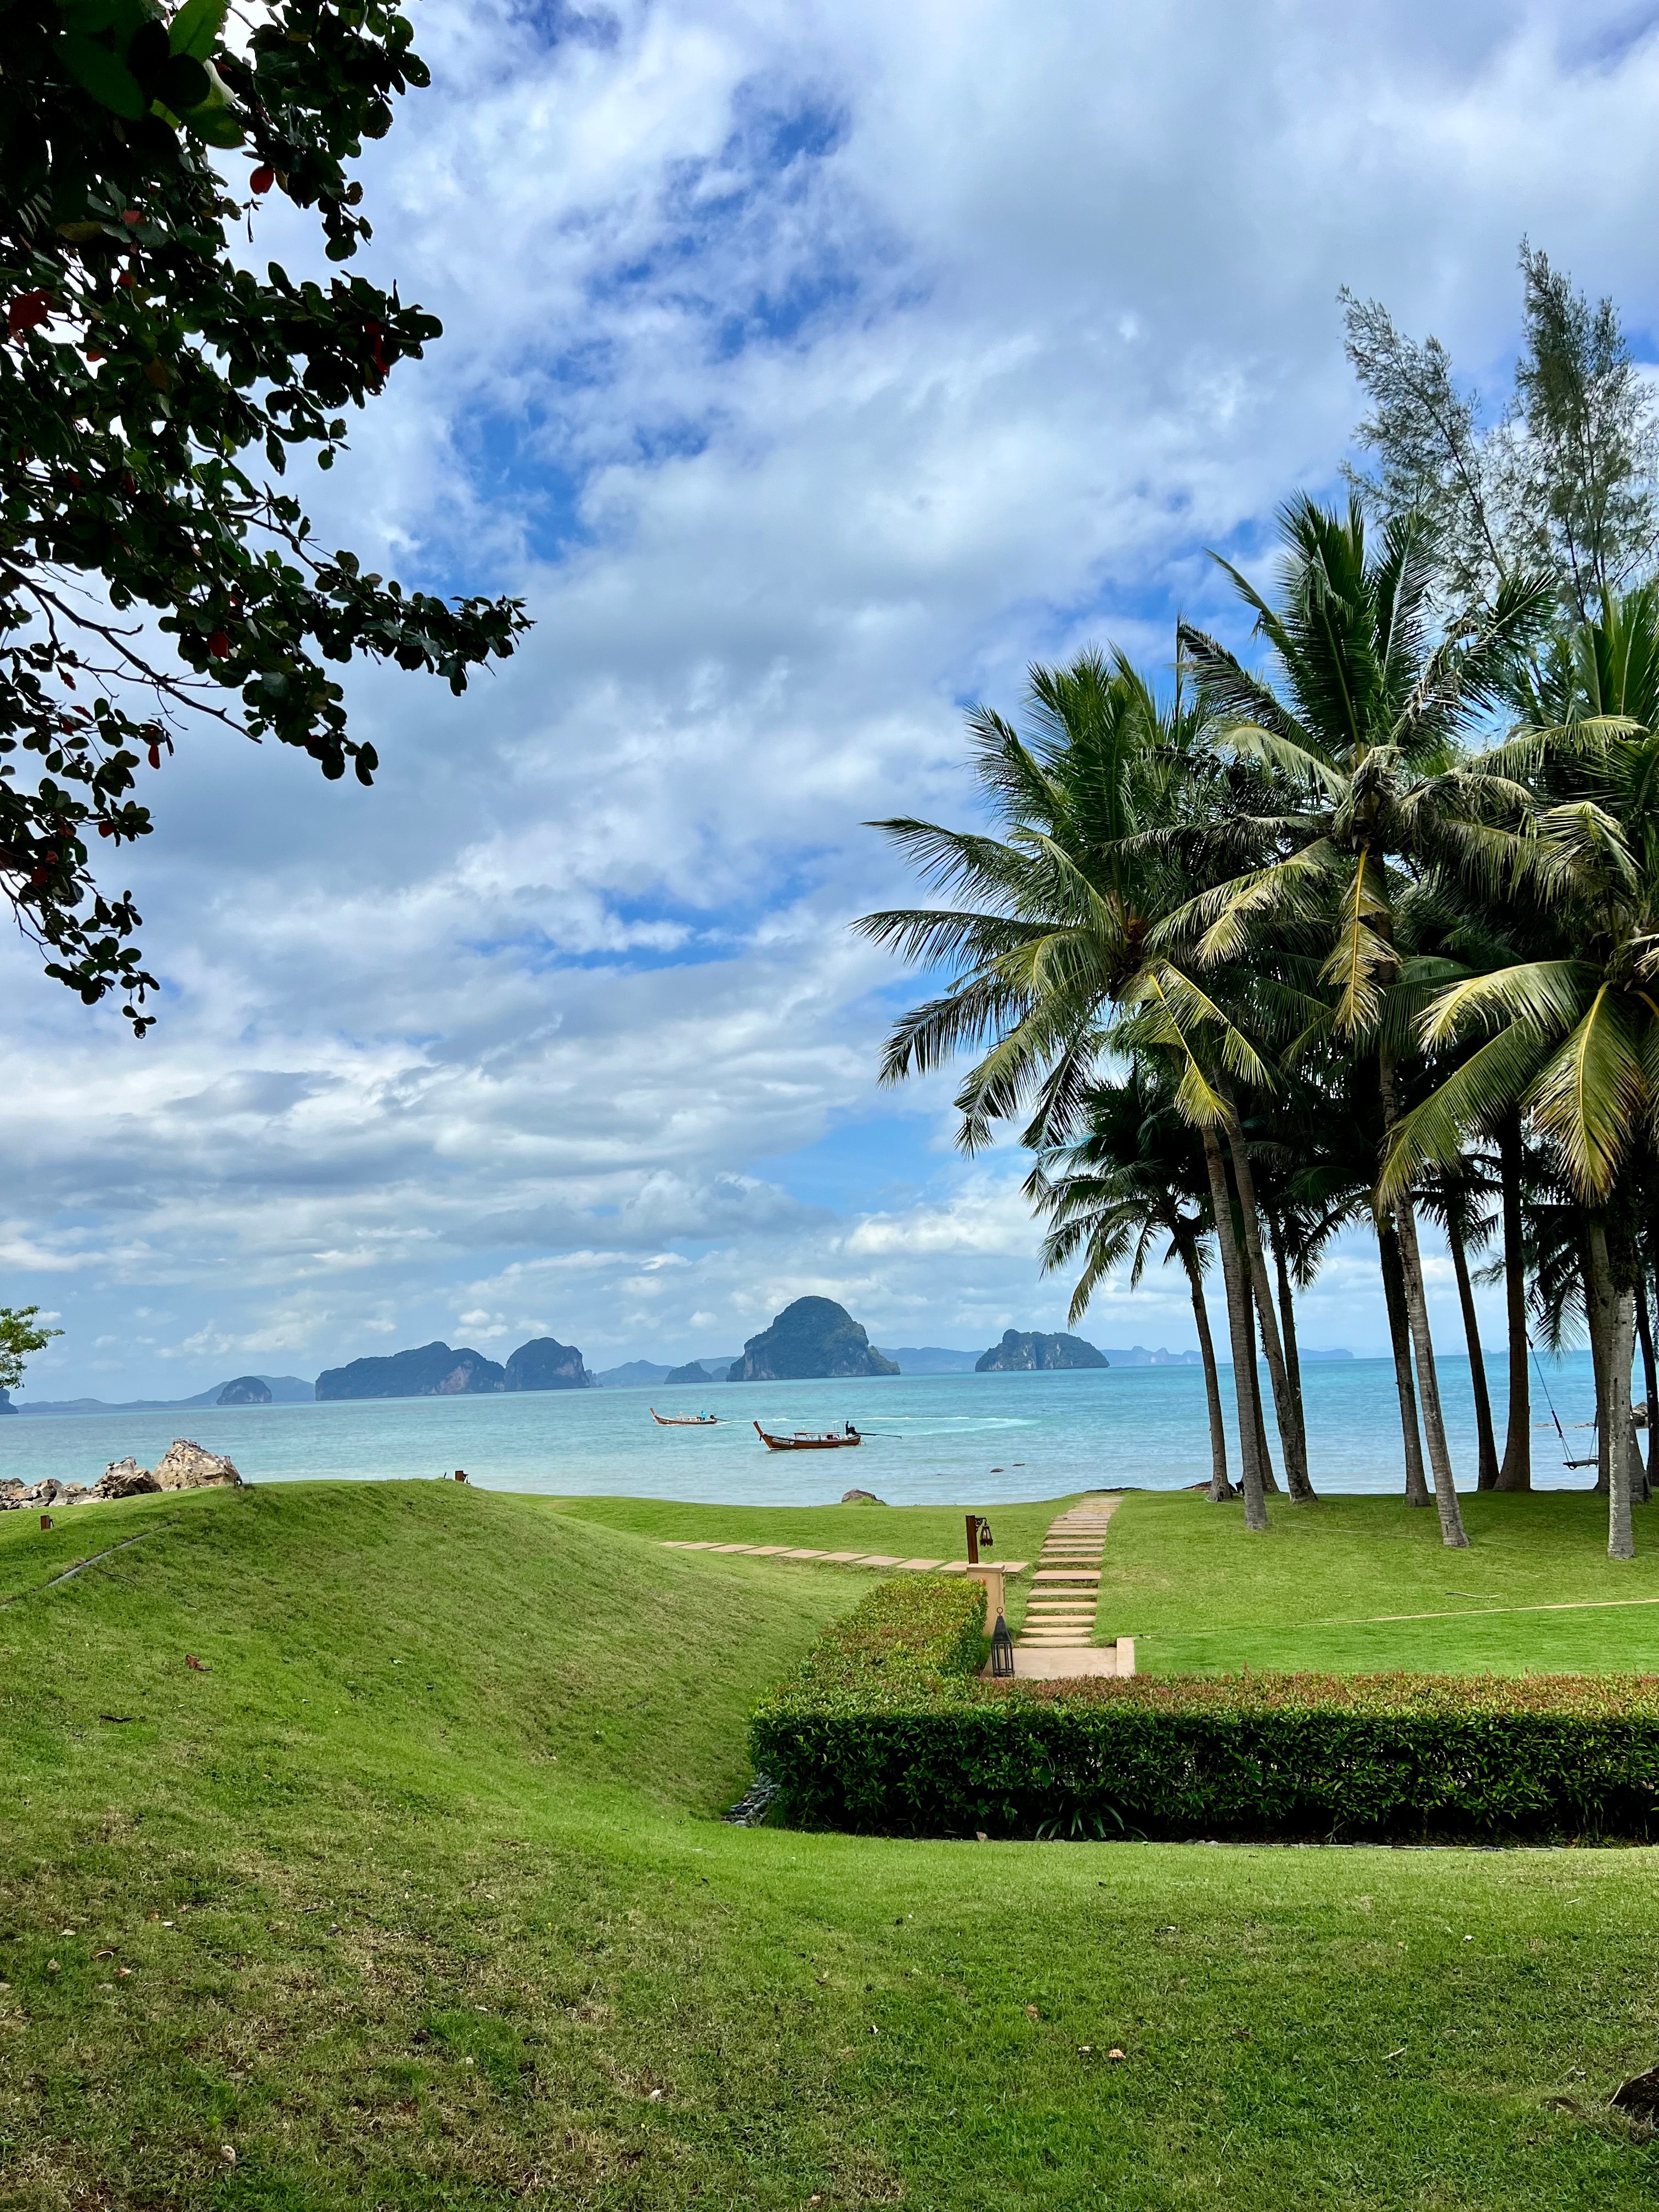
left=179, top=101, right=243, bottom=146
left=56, top=0, right=123, bottom=32
left=156, top=52, right=210, bottom=109
left=61, top=32, right=146, bottom=118
left=167, top=0, right=227, bottom=59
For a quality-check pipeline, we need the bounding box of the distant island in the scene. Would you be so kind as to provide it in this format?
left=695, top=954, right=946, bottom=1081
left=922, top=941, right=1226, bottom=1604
left=975, top=1329, right=1109, bottom=1373
left=505, top=1338, right=591, bottom=1391
left=4, top=1374, right=315, bottom=1417
left=663, top=1359, right=717, bottom=1386
left=315, top=1336, right=594, bottom=1401
left=216, top=1375, right=272, bottom=1406
left=592, top=1356, right=740, bottom=1388
left=728, top=1298, right=899, bottom=1382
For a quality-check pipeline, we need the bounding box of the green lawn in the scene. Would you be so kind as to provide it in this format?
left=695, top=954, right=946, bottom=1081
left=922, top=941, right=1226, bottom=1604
left=1107, top=1489, right=1659, bottom=1675
left=3, top=1480, right=1659, bottom=2209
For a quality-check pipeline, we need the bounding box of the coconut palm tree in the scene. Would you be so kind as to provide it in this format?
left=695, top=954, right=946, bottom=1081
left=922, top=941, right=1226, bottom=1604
left=1381, top=586, right=1659, bottom=1556
left=1164, top=496, right=1551, bottom=1547
left=856, top=646, right=1284, bottom=1529
left=1030, top=1063, right=1235, bottom=1502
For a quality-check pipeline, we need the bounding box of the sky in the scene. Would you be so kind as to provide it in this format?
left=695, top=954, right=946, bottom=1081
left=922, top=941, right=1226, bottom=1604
left=8, top=0, right=1659, bottom=1400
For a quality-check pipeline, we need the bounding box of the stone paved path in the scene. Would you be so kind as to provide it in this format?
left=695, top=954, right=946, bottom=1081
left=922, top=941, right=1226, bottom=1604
left=1016, top=1496, right=1122, bottom=1649
left=659, top=1540, right=1029, bottom=1577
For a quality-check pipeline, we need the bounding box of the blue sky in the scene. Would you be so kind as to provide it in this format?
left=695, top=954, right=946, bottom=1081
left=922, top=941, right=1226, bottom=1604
left=6, top=0, right=1659, bottom=1398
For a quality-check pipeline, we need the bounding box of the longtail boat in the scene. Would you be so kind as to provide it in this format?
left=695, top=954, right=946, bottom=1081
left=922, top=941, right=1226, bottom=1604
left=651, top=1409, right=721, bottom=1426
left=753, top=1420, right=862, bottom=1451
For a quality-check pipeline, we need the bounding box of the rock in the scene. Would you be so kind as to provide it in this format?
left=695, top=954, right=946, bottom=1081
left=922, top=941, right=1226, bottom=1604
left=93, top=1458, right=162, bottom=1499
left=503, top=1337, right=594, bottom=1391
left=840, top=1488, right=887, bottom=1505
left=723, top=1773, right=781, bottom=1826
left=728, top=1297, right=900, bottom=1383
left=0, top=1477, right=24, bottom=1507
left=153, top=1440, right=241, bottom=1491
left=663, top=1360, right=713, bottom=1386
left=216, top=1375, right=273, bottom=1407
left=975, top=1329, right=1109, bottom=1373
left=1613, top=2062, right=1659, bottom=2118
left=315, top=1342, right=506, bottom=1400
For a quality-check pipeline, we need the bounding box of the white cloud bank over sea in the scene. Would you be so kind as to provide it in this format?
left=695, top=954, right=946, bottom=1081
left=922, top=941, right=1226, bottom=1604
left=6, top=0, right=1659, bottom=1397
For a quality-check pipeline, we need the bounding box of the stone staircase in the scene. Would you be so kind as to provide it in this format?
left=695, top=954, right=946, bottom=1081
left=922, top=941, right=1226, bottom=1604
left=1015, top=1496, right=1124, bottom=1660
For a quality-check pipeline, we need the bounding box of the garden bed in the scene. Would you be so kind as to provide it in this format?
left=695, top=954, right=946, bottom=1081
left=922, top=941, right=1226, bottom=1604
left=751, top=1578, right=1659, bottom=1841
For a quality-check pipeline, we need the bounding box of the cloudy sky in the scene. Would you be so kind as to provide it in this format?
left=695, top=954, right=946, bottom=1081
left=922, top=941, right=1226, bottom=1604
left=8, top=0, right=1659, bottom=1398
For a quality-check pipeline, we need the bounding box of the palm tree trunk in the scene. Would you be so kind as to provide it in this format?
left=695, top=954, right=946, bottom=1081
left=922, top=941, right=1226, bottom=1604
left=1245, top=1283, right=1280, bottom=1493
left=1636, top=1267, right=1657, bottom=1502
left=1379, top=1052, right=1468, bottom=1548
left=1494, top=1111, right=1531, bottom=1493
left=1444, top=1201, right=1500, bottom=1491
left=1587, top=1233, right=1611, bottom=1499
left=1589, top=1220, right=1636, bottom=1560
left=1217, top=1090, right=1315, bottom=1502
left=1176, top=1226, right=1233, bottom=1501
left=1200, top=1125, right=1266, bottom=1530
left=1270, top=1218, right=1308, bottom=1441
left=1378, top=1216, right=1432, bottom=1508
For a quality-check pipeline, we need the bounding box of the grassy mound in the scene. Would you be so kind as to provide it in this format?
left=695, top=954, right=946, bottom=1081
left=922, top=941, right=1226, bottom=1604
left=3, top=1481, right=1659, bottom=2209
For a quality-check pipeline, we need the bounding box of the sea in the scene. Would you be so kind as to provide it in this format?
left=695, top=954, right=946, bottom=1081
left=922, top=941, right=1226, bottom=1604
left=0, top=1353, right=1606, bottom=1507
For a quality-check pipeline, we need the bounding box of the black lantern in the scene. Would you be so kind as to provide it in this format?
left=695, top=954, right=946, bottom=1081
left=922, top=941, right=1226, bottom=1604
left=989, top=1612, right=1015, bottom=1678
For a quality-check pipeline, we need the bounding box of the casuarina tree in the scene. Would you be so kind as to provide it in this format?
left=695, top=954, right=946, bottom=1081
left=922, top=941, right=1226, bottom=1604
left=0, top=1, right=529, bottom=1025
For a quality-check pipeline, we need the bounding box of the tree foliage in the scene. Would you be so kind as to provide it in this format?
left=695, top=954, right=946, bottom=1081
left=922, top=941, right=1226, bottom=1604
left=1343, top=244, right=1659, bottom=621
left=0, top=0, right=530, bottom=1025
left=0, top=1301, right=60, bottom=1393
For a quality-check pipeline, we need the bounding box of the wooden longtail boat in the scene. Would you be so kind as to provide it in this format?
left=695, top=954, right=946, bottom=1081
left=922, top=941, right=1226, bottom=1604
left=753, top=1420, right=862, bottom=1451
left=650, top=1409, right=721, bottom=1426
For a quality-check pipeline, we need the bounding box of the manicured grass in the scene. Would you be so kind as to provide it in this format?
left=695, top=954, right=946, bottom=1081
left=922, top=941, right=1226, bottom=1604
left=3, top=1481, right=1659, bottom=2208
left=1105, top=1488, right=1659, bottom=1675
left=552, top=1492, right=1073, bottom=1635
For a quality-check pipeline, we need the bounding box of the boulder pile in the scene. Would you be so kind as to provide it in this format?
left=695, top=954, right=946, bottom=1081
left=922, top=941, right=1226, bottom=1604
left=0, top=1439, right=241, bottom=1510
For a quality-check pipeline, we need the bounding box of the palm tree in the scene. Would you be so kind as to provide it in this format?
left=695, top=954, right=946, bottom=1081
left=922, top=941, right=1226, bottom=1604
left=1165, top=496, right=1551, bottom=1548
left=1419, top=1160, right=1502, bottom=1489
left=856, top=647, right=1282, bottom=1530
left=1381, top=586, right=1659, bottom=1556
left=1030, top=1064, right=1235, bottom=1502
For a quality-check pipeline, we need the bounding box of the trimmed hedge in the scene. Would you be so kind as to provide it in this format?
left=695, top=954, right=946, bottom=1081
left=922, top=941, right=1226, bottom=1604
left=750, top=1581, right=1659, bottom=1842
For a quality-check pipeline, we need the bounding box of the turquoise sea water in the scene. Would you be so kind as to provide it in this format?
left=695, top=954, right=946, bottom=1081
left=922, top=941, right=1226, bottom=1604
left=0, top=1353, right=1605, bottom=1506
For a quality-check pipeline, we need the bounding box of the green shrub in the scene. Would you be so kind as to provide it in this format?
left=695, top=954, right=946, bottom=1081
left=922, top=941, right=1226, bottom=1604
left=774, top=1574, right=989, bottom=1693
left=750, top=1582, right=1659, bottom=1842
